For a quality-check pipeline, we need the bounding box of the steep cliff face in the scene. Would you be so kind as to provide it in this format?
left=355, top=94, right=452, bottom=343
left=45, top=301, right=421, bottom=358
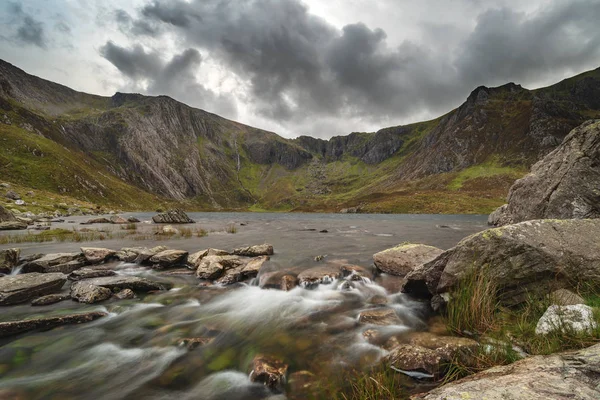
left=1, top=58, right=600, bottom=212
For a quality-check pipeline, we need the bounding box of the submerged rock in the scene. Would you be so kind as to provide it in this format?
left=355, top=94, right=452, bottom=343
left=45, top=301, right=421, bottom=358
left=414, top=344, right=600, bottom=399
left=70, top=281, right=113, bottom=304
left=31, top=293, right=70, bottom=306
left=374, top=243, right=443, bottom=277
left=233, top=244, right=274, bottom=257
left=0, top=248, right=20, bottom=274
left=404, top=219, right=600, bottom=307
left=0, top=273, right=67, bottom=305
left=152, top=209, right=194, bottom=224
left=535, top=304, right=597, bottom=335
left=81, top=247, right=116, bottom=264
left=297, top=265, right=342, bottom=287
left=249, top=354, right=288, bottom=390
left=358, top=307, right=403, bottom=326
left=0, top=311, right=108, bottom=338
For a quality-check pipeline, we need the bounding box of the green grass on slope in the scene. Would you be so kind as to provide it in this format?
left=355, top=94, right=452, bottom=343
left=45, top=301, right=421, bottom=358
left=0, top=124, right=163, bottom=210
left=447, top=158, right=527, bottom=190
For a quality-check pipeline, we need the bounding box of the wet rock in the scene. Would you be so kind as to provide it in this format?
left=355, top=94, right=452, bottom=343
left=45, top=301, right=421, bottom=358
left=109, top=215, right=127, bottom=224
left=548, top=289, right=585, bottom=306
left=31, top=293, right=70, bottom=306
left=368, top=295, right=389, bottom=305
left=259, top=271, right=299, bottom=291
left=0, top=220, right=27, bottom=230
left=374, top=243, right=443, bottom=277
left=340, top=264, right=373, bottom=281
left=127, top=217, right=141, bottom=223
left=81, top=247, right=116, bottom=264
left=152, top=209, right=194, bottom=224
left=196, top=255, right=244, bottom=280
left=0, top=311, right=108, bottom=338
left=215, top=256, right=269, bottom=285
left=114, top=288, right=135, bottom=300
left=249, top=354, right=288, bottom=390
left=535, top=304, right=597, bottom=335
left=414, top=344, right=600, bottom=399
left=149, top=249, right=188, bottom=269
left=177, top=337, right=214, bottom=350
left=358, top=308, right=403, bottom=326
left=404, top=219, right=600, bottom=307
left=70, top=281, right=113, bottom=303
left=81, top=217, right=111, bottom=225
left=135, top=245, right=169, bottom=264
left=297, top=265, right=342, bottom=287
left=232, top=243, right=274, bottom=257
left=68, top=268, right=117, bottom=281
left=22, top=252, right=84, bottom=273
left=115, top=247, right=146, bottom=262
left=0, top=248, right=20, bottom=274
left=82, top=275, right=167, bottom=292
left=0, top=273, right=67, bottom=305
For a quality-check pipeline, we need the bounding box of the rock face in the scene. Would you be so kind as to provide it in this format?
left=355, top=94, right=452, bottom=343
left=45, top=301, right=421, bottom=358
left=373, top=244, right=443, bottom=277
left=152, top=209, right=194, bottom=224
left=413, top=344, right=600, bottom=400
left=490, top=120, right=600, bottom=226
left=403, top=219, right=600, bottom=307
left=232, top=244, right=274, bottom=257
left=0, top=248, right=20, bottom=274
left=70, top=281, right=113, bottom=303
left=535, top=304, right=597, bottom=335
left=0, top=312, right=107, bottom=338
left=0, top=273, right=67, bottom=305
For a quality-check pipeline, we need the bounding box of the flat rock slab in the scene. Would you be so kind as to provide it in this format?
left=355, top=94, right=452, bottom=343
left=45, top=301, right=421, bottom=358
left=0, top=273, right=67, bottom=305
left=82, top=276, right=168, bottom=292
left=233, top=244, right=274, bottom=257
left=68, top=268, right=117, bottom=281
left=374, top=243, right=443, bottom=277
left=0, top=312, right=108, bottom=338
left=22, top=253, right=83, bottom=273
left=31, top=293, right=71, bottom=306
left=149, top=249, right=188, bottom=269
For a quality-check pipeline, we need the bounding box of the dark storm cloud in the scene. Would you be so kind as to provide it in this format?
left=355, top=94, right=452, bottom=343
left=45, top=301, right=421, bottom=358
left=100, top=41, right=236, bottom=117
left=7, top=2, right=47, bottom=48
left=108, top=0, right=600, bottom=136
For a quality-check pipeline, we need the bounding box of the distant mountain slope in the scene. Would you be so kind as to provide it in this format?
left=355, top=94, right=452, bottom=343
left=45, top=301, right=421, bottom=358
left=1, top=59, right=599, bottom=212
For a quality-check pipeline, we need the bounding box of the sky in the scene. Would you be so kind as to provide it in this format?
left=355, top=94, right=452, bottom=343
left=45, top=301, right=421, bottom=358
left=1, top=0, right=600, bottom=139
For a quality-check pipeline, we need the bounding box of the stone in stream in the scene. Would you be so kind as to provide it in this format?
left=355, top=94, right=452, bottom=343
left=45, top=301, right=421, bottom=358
left=0, top=312, right=108, bottom=338
left=152, top=209, right=194, bottom=224
left=232, top=243, right=274, bottom=257
left=373, top=243, right=443, bottom=277
left=259, top=271, right=299, bottom=291
left=215, top=256, right=269, bottom=285
left=68, top=268, right=117, bottom=281
left=358, top=307, right=403, bottom=326
left=297, top=265, right=342, bottom=287
left=135, top=246, right=169, bottom=264
left=80, top=217, right=111, bottom=225
left=413, top=343, right=600, bottom=399
left=187, top=248, right=230, bottom=268
left=535, top=304, right=597, bottom=335
left=149, top=249, right=188, bottom=269
left=195, top=255, right=244, bottom=280
left=80, top=247, right=117, bottom=264
left=31, top=293, right=71, bottom=306
left=115, top=247, right=146, bottom=262
left=0, top=220, right=27, bottom=230
left=109, top=215, right=127, bottom=224
left=21, top=252, right=84, bottom=273
left=249, top=354, right=289, bottom=390
left=288, top=371, right=318, bottom=400
left=114, top=288, right=135, bottom=300
left=70, top=281, right=113, bottom=303
left=177, top=337, right=214, bottom=350
left=403, top=219, right=600, bottom=307
left=0, top=273, right=67, bottom=305
left=0, top=248, right=20, bottom=274
left=340, top=264, right=373, bottom=281
left=127, top=217, right=140, bottom=223
left=81, top=275, right=168, bottom=292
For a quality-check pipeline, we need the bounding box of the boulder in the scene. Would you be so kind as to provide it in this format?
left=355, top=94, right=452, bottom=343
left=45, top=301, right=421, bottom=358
left=196, top=255, right=244, bottom=280
left=232, top=244, right=274, bottom=257
left=71, top=281, right=113, bottom=303
left=149, top=249, right=188, bottom=269
left=0, top=273, right=67, bottom=305
left=109, top=215, right=127, bottom=224
left=187, top=248, right=230, bottom=268
left=413, top=344, right=600, bottom=399
left=68, top=268, right=117, bottom=281
left=0, top=248, right=20, bottom=274
left=403, top=219, right=600, bottom=307
left=152, top=209, right=194, bottom=224
left=0, top=204, right=16, bottom=222
left=81, top=217, right=111, bottom=225
left=215, top=256, right=269, bottom=285
left=134, top=246, right=169, bottom=264
left=259, top=271, right=299, bottom=291
left=489, top=120, right=600, bottom=226
left=127, top=217, right=141, bottom=223
left=374, top=243, right=443, bottom=277
left=535, top=304, right=597, bottom=335
left=31, top=293, right=70, bottom=306
left=115, top=247, right=146, bottom=262
left=81, top=247, right=116, bottom=264
left=249, top=354, right=288, bottom=390
left=0, top=312, right=108, bottom=338
left=0, top=221, right=27, bottom=230
left=5, top=190, right=20, bottom=200
left=548, top=289, right=585, bottom=306
left=160, top=225, right=179, bottom=235
left=81, top=276, right=167, bottom=292
left=114, top=288, right=135, bottom=300
left=22, top=253, right=85, bottom=274
left=297, top=265, right=342, bottom=287
left=358, top=307, right=403, bottom=326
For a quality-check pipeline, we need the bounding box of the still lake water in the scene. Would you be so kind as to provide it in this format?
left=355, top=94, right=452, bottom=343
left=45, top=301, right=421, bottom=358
left=0, top=213, right=488, bottom=399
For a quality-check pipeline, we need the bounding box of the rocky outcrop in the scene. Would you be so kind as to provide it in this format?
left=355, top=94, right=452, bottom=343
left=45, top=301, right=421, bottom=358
left=0, top=312, right=107, bottom=338
left=0, top=248, right=20, bottom=274
left=403, top=219, right=600, bottom=307
left=490, top=120, right=600, bottom=226
left=0, top=273, right=67, bottom=305
left=70, top=281, right=113, bottom=304
left=373, top=244, right=443, bottom=277
left=413, top=344, right=600, bottom=399
left=152, top=209, right=194, bottom=224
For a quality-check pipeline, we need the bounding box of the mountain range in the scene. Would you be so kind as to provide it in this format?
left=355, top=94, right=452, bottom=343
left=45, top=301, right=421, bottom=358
left=1, top=59, right=599, bottom=213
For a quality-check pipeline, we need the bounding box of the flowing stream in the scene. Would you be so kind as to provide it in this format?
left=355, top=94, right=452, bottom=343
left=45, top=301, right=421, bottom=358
left=0, top=213, right=488, bottom=399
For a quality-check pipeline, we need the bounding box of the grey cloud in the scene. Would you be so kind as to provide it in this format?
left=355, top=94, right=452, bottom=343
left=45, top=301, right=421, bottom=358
left=114, top=9, right=159, bottom=37
left=100, top=41, right=236, bottom=118
left=7, top=2, right=47, bottom=48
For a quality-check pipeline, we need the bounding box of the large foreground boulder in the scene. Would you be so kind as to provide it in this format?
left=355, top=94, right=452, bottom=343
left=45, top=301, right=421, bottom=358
left=489, top=120, right=600, bottom=226
left=373, top=243, right=443, bottom=277
left=413, top=344, right=600, bottom=399
left=152, top=209, right=194, bottom=224
left=0, top=273, right=67, bottom=305
left=403, top=219, right=600, bottom=307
